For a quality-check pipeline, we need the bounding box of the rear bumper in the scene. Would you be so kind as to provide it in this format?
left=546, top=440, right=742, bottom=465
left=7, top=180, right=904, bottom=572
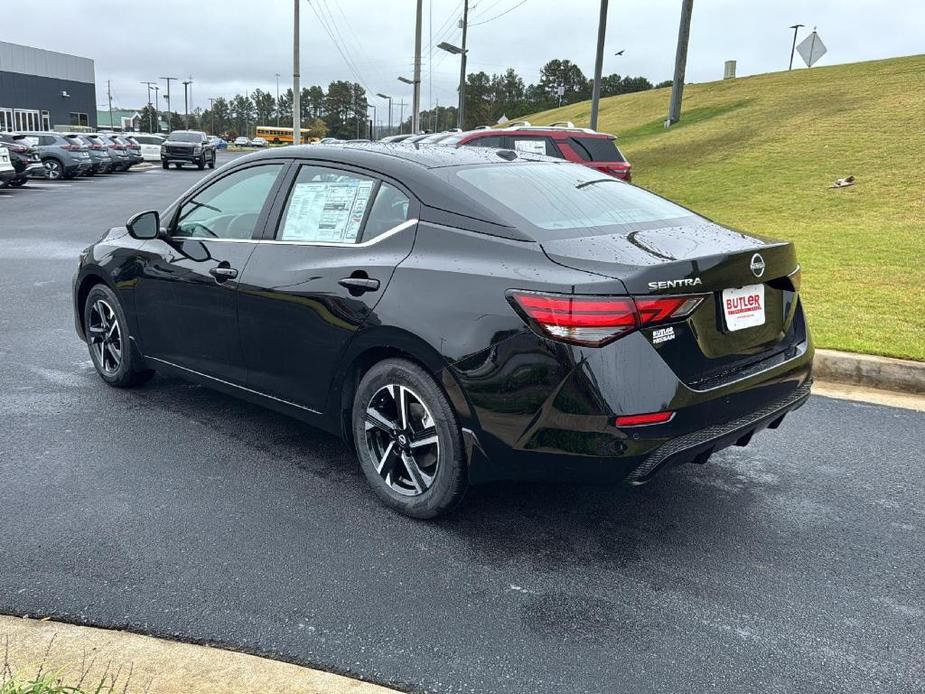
left=453, top=318, right=814, bottom=484
left=625, top=381, right=811, bottom=484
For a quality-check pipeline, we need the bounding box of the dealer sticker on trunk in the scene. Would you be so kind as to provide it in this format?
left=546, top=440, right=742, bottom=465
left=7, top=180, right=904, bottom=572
left=722, top=284, right=765, bottom=332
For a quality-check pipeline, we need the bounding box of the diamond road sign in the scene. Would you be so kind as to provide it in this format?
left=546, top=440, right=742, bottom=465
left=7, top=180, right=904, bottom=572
left=797, top=31, right=827, bottom=67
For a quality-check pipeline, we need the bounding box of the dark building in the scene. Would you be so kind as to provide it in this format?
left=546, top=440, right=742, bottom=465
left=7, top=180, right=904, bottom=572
left=0, top=41, right=96, bottom=132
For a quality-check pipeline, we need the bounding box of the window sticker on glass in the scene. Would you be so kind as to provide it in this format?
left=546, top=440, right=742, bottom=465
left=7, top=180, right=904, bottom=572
left=281, top=178, right=374, bottom=242
left=512, top=139, right=547, bottom=156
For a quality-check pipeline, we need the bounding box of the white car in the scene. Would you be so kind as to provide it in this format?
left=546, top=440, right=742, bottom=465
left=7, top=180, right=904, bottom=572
left=251, top=137, right=268, bottom=147
left=234, top=136, right=251, bottom=147
left=130, top=134, right=165, bottom=162
left=0, top=146, right=15, bottom=187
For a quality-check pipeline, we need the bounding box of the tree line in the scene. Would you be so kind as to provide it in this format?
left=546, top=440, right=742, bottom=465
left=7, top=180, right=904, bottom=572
left=138, top=59, right=667, bottom=139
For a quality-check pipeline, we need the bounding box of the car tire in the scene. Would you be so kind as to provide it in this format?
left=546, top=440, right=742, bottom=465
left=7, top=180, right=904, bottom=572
left=162, top=160, right=169, bottom=169
left=207, top=153, right=216, bottom=169
left=352, top=358, right=467, bottom=519
left=9, top=178, right=26, bottom=188
left=83, top=284, right=155, bottom=388
left=43, top=158, right=64, bottom=180
left=197, top=157, right=205, bottom=170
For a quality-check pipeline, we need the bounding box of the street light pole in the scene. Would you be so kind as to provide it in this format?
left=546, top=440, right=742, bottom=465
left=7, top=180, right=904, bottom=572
left=458, top=0, right=469, bottom=129
left=182, top=80, right=191, bottom=128
left=788, top=24, right=805, bottom=70
left=376, top=94, right=392, bottom=137
left=160, top=77, right=176, bottom=128
left=152, top=85, right=159, bottom=132
left=293, top=0, right=301, bottom=145
left=140, top=81, right=156, bottom=132
left=208, top=97, right=215, bottom=135
left=666, top=0, right=694, bottom=126
left=275, top=72, right=281, bottom=126
left=412, top=0, right=422, bottom=133
left=589, top=0, right=608, bottom=131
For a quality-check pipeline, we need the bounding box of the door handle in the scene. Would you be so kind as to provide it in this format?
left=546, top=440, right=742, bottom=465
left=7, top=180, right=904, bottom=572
left=209, top=266, right=239, bottom=281
left=338, top=277, right=380, bottom=293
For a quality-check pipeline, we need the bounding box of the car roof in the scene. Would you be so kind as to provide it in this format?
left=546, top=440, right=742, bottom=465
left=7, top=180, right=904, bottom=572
left=247, top=141, right=553, bottom=171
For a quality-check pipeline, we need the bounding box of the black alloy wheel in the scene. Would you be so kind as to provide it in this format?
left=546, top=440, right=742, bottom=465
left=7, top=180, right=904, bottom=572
left=352, top=359, right=467, bottom=519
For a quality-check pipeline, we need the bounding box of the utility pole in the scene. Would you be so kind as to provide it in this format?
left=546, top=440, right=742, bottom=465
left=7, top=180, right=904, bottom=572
left=275, top=72, right=281, bottom=126
left=107, top=80, right=113, bottom=129
left=140, top=81, right=156, bottom=132
left=666, top=0, right=694, bottom=127
left=182, top=80, right=191, bottom=128
left=160, top=76, right=176, bottom=129
left=293, top=0, right=301, bottom=145
left=788, top=24, right=805, bottom=70
left=589, top=0, right=608, bottom=131
left=412, top=0, right=422, bottom=133
left=377, top=94, right=393, bottom=137
left=208, top=97, right=215, bottom=135
left=458, top=0, right=469, bottom=129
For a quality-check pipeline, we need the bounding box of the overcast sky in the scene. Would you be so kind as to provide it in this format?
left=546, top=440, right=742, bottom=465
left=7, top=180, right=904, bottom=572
left=9, top=0, right=924, bottom=118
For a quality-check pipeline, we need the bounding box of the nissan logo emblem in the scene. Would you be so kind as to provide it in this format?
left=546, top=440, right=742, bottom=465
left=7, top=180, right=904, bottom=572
left=750, top=253, right=766, bottom=278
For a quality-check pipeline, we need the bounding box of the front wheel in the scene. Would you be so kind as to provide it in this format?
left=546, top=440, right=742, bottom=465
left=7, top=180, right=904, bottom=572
left=352, top=358, right=467, bottom=519
left=196, top=157, right=205, bottom=170
left=83, top=284, right=154, bottom=388
left=207, top=153, right=216, bottom=169
left=162, top=160, right=169, bottom=169
left=9, top=178, right=26, bottom=188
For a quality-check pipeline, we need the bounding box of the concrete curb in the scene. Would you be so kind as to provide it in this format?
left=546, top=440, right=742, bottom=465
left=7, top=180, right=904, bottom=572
left=814, top=349, right=925, bottom=395
left=0, top=615, right=401, bottom=694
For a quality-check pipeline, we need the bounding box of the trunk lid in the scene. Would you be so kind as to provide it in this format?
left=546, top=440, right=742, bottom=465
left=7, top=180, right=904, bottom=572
left=541, top=222, right=806, bottom=388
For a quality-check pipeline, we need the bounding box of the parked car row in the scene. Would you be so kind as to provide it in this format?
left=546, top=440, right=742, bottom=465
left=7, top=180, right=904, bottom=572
left=232, top=136, right=266, bottom=148
left=0, top=131, right=163, bottom=184
left=378, top=121, right=632, bottom=181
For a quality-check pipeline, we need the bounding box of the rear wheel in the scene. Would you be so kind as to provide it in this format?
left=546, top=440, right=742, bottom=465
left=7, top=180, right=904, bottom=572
left=83, top=284, right=154, bottom=388
left=43, top=159, right=64, bottom=180
left=352, top=358, right=467, bottom=519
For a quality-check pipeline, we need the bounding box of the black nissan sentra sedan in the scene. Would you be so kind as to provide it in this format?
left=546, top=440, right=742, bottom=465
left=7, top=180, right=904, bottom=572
left=72, top=144, right=812, bottom=518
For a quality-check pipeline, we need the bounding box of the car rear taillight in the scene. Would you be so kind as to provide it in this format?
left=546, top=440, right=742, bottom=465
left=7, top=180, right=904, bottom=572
left=508, top=291, right=705, bottom=347
left=9, top=144, right=28, bottom=153
left=91, top=144, right=103, bottom=150
left=110, top=143, right=125, bottom=150
left=64, top=143, right=82, bottom=151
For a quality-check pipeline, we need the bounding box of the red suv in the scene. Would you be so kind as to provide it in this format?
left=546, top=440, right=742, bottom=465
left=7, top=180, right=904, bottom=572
left=439, top=121, right=631, bottom=180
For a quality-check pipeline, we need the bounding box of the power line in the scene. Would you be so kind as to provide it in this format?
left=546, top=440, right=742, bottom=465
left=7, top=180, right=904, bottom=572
left=470, top=0, right=529, bottom=26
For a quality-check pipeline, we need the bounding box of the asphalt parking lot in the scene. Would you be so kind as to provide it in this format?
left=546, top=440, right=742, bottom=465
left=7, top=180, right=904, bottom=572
left=0, top=153, right=923, bottom=694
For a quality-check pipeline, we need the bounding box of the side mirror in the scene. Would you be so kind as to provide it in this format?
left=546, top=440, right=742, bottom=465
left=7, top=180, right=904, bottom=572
left=126, top=210, right=161, bottom=240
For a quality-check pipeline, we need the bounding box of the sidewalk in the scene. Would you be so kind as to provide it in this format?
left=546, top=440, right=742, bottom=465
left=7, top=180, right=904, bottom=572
left=1, top=615, right=401, bottom=694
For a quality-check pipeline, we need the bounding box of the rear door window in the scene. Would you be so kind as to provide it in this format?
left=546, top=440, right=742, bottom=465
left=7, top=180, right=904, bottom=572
left=511, top=136, right=562, bottom=158
left=568, top=136, right=625, bottom=162
left=277, top=165, right=376, bottom=244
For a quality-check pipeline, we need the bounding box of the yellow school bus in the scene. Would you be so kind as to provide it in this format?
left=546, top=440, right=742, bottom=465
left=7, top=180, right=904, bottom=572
left=254, top=125, right=316, bottom=144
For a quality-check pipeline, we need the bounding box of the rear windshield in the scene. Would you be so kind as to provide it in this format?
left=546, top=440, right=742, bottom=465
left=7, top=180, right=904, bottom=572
left=168, top=132, right=204, bottom=143
left=568, top=136, right=625, bottom=162
left=454, top=162, right=694, bottom=232
left=133, top=135, right=162, bottom=144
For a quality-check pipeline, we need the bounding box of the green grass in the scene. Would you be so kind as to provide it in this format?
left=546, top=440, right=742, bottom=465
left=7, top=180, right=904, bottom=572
left=522, top=55, right=925, bottom=361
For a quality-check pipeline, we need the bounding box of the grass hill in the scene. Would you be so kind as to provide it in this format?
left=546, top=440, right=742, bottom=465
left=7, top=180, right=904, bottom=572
left=522, top=55, right=925, bottom=361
